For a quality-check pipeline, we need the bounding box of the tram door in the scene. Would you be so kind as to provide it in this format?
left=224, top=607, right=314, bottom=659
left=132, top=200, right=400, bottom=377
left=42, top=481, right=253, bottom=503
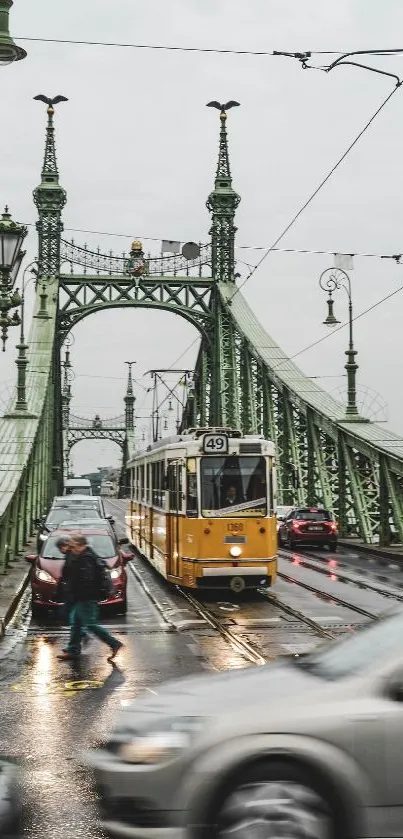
left=167, top=460, right=181, bottom=578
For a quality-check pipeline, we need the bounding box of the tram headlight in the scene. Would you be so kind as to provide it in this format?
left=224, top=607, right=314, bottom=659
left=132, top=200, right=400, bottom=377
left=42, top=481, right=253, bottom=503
left=229, top=546, right=242, bottom=558
left=117, top=718, right=204, bottom=765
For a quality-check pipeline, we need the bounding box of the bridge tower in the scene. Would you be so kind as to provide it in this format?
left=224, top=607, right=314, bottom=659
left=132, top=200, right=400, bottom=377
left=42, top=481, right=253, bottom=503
left=33, top=101, right=67, bottom=494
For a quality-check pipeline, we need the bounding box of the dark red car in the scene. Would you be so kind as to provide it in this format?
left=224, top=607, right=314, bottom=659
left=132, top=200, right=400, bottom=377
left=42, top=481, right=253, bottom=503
left=27, top=528, right=132, bottom=618
left=278, top=506, right=338, bottom=551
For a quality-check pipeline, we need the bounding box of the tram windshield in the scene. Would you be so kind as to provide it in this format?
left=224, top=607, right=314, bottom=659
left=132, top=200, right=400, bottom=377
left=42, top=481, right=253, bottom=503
left=200, top=456, right=267, bottom=517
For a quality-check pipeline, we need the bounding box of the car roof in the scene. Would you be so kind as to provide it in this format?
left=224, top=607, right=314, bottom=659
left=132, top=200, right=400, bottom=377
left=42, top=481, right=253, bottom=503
left=52, top=495, right=100, bottom=503
left=50, top=527, right=113, bottom=537
left=294, top=506, right=328, bottom=511
left=58, top=520, right=112, bottom=528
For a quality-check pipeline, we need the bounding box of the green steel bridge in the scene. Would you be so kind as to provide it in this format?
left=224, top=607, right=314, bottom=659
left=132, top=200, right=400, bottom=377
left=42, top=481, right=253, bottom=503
left=1, top=100, right=403, bottom=572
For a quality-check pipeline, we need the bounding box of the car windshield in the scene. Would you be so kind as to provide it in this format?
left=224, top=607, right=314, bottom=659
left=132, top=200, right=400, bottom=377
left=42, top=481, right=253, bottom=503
left=294, top=509, right=331, bottom=521
left=46, top=508, right=101, bottom=527
left=201, top=456, right=267, bottom=517
left=294, top=610, right=403, bottom=680
left=42, top=534, right=115, bottom=559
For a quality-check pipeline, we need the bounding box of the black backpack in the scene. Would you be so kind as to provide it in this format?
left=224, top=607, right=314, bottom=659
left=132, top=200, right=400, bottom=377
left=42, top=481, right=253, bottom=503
left=94, top=557, right=115, bottom=601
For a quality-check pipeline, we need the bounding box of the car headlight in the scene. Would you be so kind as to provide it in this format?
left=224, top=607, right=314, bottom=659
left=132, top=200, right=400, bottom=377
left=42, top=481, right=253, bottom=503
left=35, top=568, right=57, bottom=584
left=116, top=718, right=204, bottom=765
left=110, top=568, right=122, bottom=580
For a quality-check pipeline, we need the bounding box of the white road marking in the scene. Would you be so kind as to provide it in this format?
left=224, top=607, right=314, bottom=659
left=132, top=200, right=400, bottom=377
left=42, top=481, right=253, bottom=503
left=312, top=615, right=343, bottom=621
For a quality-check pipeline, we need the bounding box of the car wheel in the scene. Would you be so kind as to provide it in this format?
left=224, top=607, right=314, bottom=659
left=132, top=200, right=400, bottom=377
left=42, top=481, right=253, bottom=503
left=31, top=602, right=44, bottom=620
left=212, top=761, right=339, bottom=839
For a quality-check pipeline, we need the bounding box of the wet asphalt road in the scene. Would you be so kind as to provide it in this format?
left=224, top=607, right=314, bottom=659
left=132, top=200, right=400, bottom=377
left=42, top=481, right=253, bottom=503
left=0, top=510, right=204, bottom=838
left=1, top=499, right=403, bottom=837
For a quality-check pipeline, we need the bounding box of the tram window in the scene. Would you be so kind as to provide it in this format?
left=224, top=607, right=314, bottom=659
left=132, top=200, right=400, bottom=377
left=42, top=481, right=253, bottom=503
left=146, top=463, right=152, bottom=503
left=186, top=458, right=198, bottom=517
left=167, top=461, right=182, bottom=512
left=268, top=458, right=274, bottom=515
left=139, top=464, right=145, bottom=503
left=152, top=460, right=164, bottom=507
left=200, top=456, right=267, bottom=517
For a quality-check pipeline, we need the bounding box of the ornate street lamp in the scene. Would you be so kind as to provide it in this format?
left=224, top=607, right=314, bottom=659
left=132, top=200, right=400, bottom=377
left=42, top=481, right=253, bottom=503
left=0, top=206, right=27, bottom=350
left=0, top=0, right=26, bottom=66
left=319, top=265, right=360, bottom=419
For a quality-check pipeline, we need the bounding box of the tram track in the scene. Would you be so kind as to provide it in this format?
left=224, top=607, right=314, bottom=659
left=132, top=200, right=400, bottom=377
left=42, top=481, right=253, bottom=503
left=279, top=547, right=403, bottom=606
left=177, top=587, right=267, bottom=665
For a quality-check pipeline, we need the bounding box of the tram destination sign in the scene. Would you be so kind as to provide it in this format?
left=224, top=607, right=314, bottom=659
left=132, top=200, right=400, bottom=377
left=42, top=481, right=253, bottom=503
left=202, top=433, right=229, bottom=454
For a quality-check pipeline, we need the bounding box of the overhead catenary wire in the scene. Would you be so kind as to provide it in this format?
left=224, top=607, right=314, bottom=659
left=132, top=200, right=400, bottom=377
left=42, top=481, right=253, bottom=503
left=21, top=221, right=403, bottom=263
left=16, top=36, right=346, bottom=56
left=229, top=81, right=402, bottom=302
left=166, top=82, right=403, bottom=372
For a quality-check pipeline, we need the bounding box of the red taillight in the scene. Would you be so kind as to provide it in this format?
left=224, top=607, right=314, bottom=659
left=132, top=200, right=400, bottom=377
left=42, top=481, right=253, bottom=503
left=329, top=522, right=338, bottom=531
left=292, top=521, right=301, bottom=530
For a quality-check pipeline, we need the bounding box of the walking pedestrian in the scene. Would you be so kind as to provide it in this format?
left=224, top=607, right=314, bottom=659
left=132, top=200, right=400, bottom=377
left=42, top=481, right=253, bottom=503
left=55, top=537, right=89, bottom=648
left=57, top=533, right=123, bottom=662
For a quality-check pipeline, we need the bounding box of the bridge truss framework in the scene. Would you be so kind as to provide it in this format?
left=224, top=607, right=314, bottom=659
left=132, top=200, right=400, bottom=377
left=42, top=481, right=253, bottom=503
left=1, top=102, right=403, bottom=570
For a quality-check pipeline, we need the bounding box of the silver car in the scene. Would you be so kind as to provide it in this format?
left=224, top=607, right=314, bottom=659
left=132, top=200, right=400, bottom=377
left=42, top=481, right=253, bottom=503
left=85, top=608, right=403, bottom=839
left=276, top=504, right=293, bottom=532
left=0, top=760, right=21, bottom=838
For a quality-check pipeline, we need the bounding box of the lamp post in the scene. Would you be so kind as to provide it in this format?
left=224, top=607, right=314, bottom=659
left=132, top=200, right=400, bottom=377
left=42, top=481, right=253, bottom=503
left=13, top=261, right=38, bottom=411
left=0, top=206, right=27, bottom=351
left=319, top=265, right=360, bottom=419
left=0, top=0, right=26, bottom=66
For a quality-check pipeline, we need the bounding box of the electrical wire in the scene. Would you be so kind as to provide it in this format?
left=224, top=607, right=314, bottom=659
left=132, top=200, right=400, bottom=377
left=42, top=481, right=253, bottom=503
left=21, top=221, right=403, bottom=263
left=229, top=81, right=402, bottom=302
left=16, top=36, right=345, bottom=56
left=271, top=283, right=403, bottom=371
left=165, top=82, right=403, bottom=372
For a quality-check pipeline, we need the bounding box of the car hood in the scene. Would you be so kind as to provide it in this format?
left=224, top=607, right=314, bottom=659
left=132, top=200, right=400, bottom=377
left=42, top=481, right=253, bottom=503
left=39, top=555, right=119, bottom=579
left=112, top=660, right=322, bottom=732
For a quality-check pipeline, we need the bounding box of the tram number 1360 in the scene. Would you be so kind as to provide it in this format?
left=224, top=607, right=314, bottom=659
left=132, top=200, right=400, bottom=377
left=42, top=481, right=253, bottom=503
left=202, top=434, right=229, bottom=454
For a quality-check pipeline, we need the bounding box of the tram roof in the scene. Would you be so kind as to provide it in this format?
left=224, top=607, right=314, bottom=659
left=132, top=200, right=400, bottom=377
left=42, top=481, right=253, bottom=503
left=129, top=428, right=275, bottom=464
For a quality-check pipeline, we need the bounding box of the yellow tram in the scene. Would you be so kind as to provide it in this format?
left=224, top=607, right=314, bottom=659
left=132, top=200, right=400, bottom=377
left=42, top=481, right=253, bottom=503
left=127, top=428, right=277, bottom=592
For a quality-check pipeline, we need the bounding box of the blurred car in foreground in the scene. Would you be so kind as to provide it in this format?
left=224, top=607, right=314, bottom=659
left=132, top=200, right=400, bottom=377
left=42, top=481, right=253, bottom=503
left=27, top=529, right=131, bottom=617
left=84, top=608, right=403, bottom=839
left=0, top=760, right=21, bottom=838
left=278, top=506, right=338, bottom=550
left=275, top=504, right=293, bottom=532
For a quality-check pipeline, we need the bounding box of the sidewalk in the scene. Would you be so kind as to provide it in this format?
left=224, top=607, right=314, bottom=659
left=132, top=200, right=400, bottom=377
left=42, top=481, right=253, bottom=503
left=339, top=538, right=403, bottom=566
left=0, top=541, right=35, bottom=640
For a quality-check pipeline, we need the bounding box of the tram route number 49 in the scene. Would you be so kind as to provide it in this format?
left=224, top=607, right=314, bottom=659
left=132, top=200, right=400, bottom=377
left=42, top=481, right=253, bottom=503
left=202, top=433, right=228, bottom=454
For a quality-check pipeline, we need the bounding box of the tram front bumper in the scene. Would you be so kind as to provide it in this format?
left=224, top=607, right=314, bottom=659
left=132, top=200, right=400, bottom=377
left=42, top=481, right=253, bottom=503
left=199, top=563, right=271, bottom=590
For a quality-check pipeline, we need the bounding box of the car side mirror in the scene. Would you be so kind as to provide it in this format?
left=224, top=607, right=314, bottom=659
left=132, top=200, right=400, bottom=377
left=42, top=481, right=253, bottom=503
left=106, top=516, right=115, bottom=524
left=25, top=554, right=37, bottom=563
left=118, top=537, right=129, bottom=546
left=121, top=552, right=132, bottom=564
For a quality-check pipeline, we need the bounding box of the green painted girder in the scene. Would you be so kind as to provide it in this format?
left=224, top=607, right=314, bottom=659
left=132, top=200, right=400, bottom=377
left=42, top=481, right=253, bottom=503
left=58, top=273, right=214, bottom=338
left=0, top=281, right=57, bottom=570
left=208, top=282, right=403, bottom=544
left=67, top=427, right=126, bottom=451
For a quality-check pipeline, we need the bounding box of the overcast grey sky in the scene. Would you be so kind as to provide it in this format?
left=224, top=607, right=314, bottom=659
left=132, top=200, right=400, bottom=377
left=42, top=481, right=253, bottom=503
left=2, top=0, right=403, bottom=473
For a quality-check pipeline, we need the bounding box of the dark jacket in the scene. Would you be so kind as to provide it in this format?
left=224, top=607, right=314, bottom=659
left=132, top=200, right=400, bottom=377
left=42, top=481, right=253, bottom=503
left=60, top=547, right=103, bottom=603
